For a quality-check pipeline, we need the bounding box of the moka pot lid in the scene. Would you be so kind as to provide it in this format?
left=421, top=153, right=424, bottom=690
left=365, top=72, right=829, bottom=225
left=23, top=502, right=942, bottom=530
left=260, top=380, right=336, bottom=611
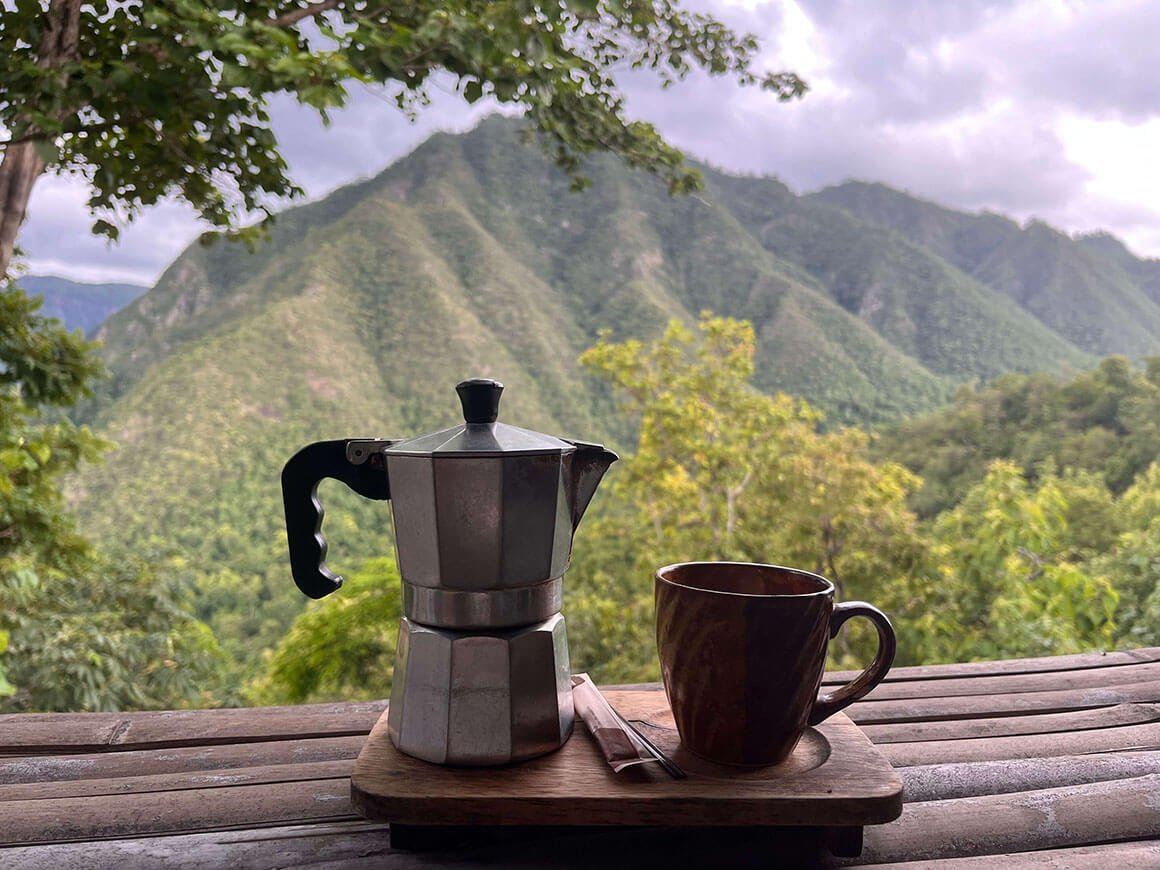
left=382, top=378, right=577, bottom=458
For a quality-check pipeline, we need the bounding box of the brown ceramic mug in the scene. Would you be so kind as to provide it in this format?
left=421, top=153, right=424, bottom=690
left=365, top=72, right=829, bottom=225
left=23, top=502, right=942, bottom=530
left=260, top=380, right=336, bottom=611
left=655, top=562, right=896, bottom=766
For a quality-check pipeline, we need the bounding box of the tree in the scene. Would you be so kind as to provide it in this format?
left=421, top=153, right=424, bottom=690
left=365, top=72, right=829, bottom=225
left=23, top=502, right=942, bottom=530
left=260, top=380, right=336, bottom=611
left=0, top=283, right=102, bottom=697
left=1, top=553, right=223, bottom=711
left=0, top=284, right=219, bottom=709
left=876, top=356, right=1160, bottom=517
left=260, top=557, right=402, bottom=703
left=579, top=316, right=821, bottom=563
left=0, top=0, right=806, bottom=278
left=570, top=315, right=928, bottom=679
left=1082, top=461, right=1160, bottom=645
left=0, top=284, right=102, bottom=567
left=914, top=461, right=1118, bottom=663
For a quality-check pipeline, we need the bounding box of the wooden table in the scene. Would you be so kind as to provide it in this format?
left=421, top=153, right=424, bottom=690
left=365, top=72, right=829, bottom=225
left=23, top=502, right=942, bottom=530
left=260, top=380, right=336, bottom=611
left=2, top=648, right=1158, bottom=868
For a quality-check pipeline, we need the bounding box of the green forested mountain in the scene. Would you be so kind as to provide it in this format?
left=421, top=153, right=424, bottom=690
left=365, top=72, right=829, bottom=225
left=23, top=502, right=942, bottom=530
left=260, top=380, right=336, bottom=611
left=17, top=275, right=145, bottom=335
left=810, top=181, right=1160, bottom=358
left=716, top=176, right=1092, bottom=381
left=69, top=117, right=1155, bottom=687
left=874, top=356, right=1160, bottom=518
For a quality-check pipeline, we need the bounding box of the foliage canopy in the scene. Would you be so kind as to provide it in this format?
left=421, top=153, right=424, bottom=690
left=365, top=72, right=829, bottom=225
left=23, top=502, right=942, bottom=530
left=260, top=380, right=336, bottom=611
left=0, top=282, right=218, bottom=709
left=0, top=0, right=805, bottom=275
left=263, top=316, right=1139, bottom=704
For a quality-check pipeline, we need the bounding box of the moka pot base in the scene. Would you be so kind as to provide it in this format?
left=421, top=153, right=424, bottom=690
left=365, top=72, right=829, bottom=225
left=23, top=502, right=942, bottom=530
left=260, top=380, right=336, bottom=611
left=387, top=614, right=575, bottom=766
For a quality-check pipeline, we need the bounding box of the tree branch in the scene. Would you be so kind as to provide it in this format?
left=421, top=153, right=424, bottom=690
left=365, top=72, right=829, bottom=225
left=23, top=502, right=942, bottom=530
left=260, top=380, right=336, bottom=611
left=269, top=0, right=343, bottom=28
left=1, top=116, right=142, bottom=151
left=0, top=131, right=51, bottom=150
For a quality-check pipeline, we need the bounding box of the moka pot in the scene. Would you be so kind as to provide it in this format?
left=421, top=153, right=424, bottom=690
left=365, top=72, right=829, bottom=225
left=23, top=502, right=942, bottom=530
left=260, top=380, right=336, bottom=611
left=280, top=378, right=617, bottom=765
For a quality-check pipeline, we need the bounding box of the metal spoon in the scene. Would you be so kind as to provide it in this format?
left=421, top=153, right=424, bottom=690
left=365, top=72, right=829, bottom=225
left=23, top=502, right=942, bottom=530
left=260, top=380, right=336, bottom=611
left=608, top=704, right=687, bottom=779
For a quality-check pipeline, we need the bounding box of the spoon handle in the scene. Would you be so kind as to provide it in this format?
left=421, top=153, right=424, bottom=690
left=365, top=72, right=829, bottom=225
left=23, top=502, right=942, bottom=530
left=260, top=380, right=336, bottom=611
left=609, top=706, right=687, bottom=779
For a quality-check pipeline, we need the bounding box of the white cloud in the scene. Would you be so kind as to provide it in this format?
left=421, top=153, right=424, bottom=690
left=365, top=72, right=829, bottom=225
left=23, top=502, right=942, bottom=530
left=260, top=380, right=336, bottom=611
left=18, top=174, right=200, bottom=285
left=1055, top=114, right=1160, bottom=256
left=623, top=0, right=1160, bottom=258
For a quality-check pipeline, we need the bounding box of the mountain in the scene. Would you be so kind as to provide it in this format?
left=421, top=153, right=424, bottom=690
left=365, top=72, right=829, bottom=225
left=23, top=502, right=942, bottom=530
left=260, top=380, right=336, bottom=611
left=16, top=275, right=146, bottom=335
left=809, top=182, right=1160, bottom=359
left=71, top=117, right=1146, bottom=679
left=712, top=176, right=1092, bottom=381
left=92, top=126, right=959, bottom=430
left=1077, top=231, right=1160, bottom=308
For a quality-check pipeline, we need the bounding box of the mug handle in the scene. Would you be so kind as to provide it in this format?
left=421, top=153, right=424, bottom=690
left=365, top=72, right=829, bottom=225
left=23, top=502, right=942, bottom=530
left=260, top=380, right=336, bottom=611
left=808, top=602, right=897, bottom=726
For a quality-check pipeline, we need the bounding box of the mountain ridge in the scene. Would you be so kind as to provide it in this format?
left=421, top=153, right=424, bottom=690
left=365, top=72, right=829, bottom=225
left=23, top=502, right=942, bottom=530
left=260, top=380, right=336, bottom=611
left=16, top=275, right=146, bottom=335
left=809, top=180, right=1160, bottom=359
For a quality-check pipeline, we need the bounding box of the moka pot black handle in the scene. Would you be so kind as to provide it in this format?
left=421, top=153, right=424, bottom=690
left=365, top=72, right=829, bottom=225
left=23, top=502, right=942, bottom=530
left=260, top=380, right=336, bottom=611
left=281, top=438, right=396, bottom=599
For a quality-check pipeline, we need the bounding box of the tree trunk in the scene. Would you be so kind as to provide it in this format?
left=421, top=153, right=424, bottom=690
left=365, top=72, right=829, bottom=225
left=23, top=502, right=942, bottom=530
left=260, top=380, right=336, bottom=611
left=0, top=0, right=83, bottom=281
left=0, top=144, right=48, bottom=280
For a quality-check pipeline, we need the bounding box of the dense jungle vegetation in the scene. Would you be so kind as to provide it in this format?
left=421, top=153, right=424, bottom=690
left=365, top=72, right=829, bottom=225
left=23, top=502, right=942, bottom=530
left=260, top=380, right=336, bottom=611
left=265, top=317, right=1159, bottom=703
left=6, top=120, right=1160, bottom=712
left=3, top=305, right=1159, bottom=710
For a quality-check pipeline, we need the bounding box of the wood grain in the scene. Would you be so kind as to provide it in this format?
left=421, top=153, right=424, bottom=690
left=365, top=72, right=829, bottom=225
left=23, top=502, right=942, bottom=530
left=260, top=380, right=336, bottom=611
left=0, top=701, right=387, bottom=754
left=845, top=678, right=1160, bottom=724
left=855, top=661, right=1160, bottom=702
left=824, top=647, right=1160, bottom=684
left=900, top=751, right=1160, bottom=802
left=858, top=773, right=1160, bottom=864
left=860, top=702, right=1160, bottom=743
left=0, top=735, right=366, bottom=785
left=0, top=758, right=354, bottom=802
left=351, top=690, right=902, bottom=827
left=0, top=823, right=397, bottom=870
left=881, top=720, right=1160, bottom=765
left=0, top=779, right=359, bottom=846
left=855, top=840, right=1160, bottom=869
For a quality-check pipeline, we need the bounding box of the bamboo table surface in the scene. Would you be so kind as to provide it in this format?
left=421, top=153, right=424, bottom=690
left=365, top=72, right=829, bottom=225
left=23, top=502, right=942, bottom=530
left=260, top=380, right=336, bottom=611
left=1, top=647, right=1158, bottom=868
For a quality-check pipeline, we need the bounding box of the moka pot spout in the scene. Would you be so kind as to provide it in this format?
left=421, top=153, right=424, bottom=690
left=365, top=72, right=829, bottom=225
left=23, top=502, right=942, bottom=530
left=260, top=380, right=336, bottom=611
left=565, top=440, right=618, bottom=531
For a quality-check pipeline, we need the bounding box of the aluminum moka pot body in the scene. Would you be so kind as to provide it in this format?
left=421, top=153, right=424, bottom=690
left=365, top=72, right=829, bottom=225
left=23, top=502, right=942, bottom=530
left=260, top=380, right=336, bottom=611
left=387, top=448, right=574, bottom=629
left=386, top=614, right=575, bottom=765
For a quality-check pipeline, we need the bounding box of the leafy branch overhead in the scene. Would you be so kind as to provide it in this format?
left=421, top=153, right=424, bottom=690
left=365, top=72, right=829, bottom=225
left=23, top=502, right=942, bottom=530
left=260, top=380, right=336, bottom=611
left=0, top=0, right=805, bottom=263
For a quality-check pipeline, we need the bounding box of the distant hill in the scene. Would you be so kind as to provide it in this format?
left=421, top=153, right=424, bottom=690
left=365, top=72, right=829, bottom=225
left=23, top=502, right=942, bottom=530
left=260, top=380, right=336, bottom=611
left=17, top=275, right=147, bottom=335
left=72, top=116, right=1160, bottom=679
left=715, top=176, right=1093, bottom=382
left=809, top=181, right=1160, bottom=359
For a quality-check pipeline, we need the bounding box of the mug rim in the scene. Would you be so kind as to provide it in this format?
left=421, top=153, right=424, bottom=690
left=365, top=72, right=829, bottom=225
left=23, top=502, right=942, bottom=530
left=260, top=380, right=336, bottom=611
left=655, top=561, right=835, bottom=599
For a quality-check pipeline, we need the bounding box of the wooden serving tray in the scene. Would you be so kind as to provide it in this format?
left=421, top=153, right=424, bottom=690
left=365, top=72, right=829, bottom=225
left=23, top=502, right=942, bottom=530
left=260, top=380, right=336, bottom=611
left=351, top=689, right=902, bottom=855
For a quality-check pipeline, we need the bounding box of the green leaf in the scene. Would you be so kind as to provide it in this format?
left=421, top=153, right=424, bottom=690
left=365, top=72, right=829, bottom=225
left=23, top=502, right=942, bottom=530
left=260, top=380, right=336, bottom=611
left=463, top=79, right=483, bottom=104
left=91, top=219, right=119, bottom=240
left=32, top=139, right=59, bottom=164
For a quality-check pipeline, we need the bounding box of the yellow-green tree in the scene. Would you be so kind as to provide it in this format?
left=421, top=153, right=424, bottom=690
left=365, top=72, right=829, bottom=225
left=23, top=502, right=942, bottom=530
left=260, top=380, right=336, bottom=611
left=569, top=314, right=927, bottom=679
left=1083, top=461, right=1160, bottom=645
left=579, top=316, right=820, bottom=562
left=914, top=461, right=1118, bottom=662
left=260, top=557, right=402, bottom=703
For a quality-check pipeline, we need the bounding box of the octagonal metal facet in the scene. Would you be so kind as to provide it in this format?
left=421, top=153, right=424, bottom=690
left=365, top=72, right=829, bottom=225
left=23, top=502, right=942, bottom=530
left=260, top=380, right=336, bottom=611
left=388, top=452, right=574, bottom=628
left=388, top=614, right=574, bottom=766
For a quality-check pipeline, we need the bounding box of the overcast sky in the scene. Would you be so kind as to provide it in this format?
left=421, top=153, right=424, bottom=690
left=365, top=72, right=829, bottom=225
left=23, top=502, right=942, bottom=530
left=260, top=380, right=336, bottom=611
left=16, top=0, right=1160, bottom=285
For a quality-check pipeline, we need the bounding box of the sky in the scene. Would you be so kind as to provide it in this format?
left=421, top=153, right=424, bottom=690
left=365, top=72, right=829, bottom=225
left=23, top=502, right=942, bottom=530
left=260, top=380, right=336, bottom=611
left=15, top=0, right=1160, bottom=285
